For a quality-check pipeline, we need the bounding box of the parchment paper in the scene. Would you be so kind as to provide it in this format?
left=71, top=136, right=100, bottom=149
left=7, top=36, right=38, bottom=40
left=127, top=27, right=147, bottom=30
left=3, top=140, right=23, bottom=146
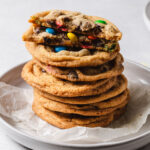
left=0, top=80, right=150, bottom=144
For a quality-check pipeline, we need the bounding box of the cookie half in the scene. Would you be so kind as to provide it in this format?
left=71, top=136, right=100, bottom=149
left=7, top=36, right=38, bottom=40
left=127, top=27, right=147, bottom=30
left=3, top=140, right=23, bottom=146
left=23, top=25, right=118, bottom=51
left=28, top=10, right=122, bottom=41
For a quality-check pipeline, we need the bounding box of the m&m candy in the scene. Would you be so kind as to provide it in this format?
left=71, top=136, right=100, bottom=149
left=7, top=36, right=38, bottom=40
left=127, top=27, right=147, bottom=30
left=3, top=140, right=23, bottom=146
left=67, top=33, right=78, bottom=42
left=88, top=36, right=97, bottom=40
left=61, top=28, right=68, bottom=32
left=81, top=45, right=91, bottom=49
left=94, top=20, right=107, bottom=25
left=55, top=46, right=67, bottom=52
left=56, top=21, right=63, bottom=27
left=46, top=28, right=56, bottom=35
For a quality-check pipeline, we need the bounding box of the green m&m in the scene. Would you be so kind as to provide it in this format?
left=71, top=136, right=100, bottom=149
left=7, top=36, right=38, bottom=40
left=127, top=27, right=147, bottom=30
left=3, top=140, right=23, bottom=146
left=94, top=20, right=107, bottom=25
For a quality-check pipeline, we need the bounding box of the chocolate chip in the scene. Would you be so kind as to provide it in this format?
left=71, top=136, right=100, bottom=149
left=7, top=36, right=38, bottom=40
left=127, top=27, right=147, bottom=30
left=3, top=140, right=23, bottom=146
left=34, top=26, right=46, bottom=34
left=101, top=44, right=105, bottom=47
left=92, top=39, right=102, bottom=46
left=61, top=33, right=69, bottom=40
left=64, top=17, right=71, bottom=22
left=76, top=105, right=83, bottom=107
left=68, top=71, right=78, bottom=79
left=46, top=20, right=55, bottom=26
left=89, top=49, right=96, bottom=55
left=95, top=42, right=103, bottom=47
left=100, top=66, right=107, bottom=72
left=93, top=25, right=102, bottom=35
left=43, top=37, right=51, bottom=44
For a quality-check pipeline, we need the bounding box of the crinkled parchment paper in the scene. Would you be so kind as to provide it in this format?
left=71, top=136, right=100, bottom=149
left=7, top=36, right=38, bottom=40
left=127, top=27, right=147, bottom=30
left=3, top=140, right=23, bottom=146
left=0, top=81, right=150, bottom=144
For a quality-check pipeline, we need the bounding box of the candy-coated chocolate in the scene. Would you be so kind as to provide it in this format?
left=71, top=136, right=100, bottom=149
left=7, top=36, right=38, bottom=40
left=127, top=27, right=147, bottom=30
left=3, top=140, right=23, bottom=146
left=56, top=21, right=63, bottom=27
left=81, top=45, right=91, bottom=49
left=67, top=33, right=78, bottom=42
left=55, top=46, right=67, bottom=52
left=61, top=28, right=68, bottom=31
left=88, top=36, right=97, bottom=40
left=46, top=28, right=56, bottom=34
left=94, top=20, right=107, bottom=25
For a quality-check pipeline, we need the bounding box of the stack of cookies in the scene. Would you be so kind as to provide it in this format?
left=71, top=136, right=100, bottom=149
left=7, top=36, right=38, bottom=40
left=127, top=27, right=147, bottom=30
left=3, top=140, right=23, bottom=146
left=22, top=10, right=129, bottom=129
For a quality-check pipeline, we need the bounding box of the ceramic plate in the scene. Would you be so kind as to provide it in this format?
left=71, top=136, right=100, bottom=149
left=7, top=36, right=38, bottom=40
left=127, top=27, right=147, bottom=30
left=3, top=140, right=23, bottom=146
left=144, top=1, right=150, bottom=31
left=0, top=59, right=150, bottom=150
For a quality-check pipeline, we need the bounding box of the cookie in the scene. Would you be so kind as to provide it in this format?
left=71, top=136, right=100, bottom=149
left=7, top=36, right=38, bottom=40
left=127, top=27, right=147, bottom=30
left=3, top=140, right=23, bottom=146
left=35, top=53, right=124, bottom=82
left=25, top=42, right=120, bottom=67
left=21, top=9, right=129, bottom=129
left=34, top=89, right=129, bottom=116
left=23, top=25, right=117, bottom=51
left=34, top=75, right=128, bottom=104
left=28, top=10, right=122, bottom=41
left=32, top=100, right=126, bottom=129
left=22, top=60, right=117, bottom=97
left=35, top=89, right=129, bottom=109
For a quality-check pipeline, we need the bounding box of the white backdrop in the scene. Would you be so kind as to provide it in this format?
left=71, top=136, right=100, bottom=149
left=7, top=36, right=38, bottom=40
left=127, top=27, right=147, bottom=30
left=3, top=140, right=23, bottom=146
left=0, top=0, right=150, bottom=149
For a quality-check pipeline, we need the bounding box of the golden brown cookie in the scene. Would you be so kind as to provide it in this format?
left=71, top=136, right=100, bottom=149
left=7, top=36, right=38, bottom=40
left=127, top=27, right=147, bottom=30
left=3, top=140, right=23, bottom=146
left=28, top=10, right=122, bottom=41
left=35, top=53, right=124, bottom=82
left=32, top=100, right=126, bottom=129
left=25, top=42, right=120, bottom=67
left=22, top=25, right=117, bottom=51
left=22, top=60, right=117, bottom=97
left=21, top=9, right=129, bottom=130
left=34, top=89, right=129, bottom=116
left=34, top=75, right=128, bottom=104
left=35, top=89, right=129, bottom=109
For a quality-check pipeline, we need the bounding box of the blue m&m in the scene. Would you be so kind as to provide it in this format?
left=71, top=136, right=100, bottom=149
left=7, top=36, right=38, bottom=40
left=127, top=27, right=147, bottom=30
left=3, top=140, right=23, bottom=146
left=55, top=46, right=67, bottom=52
left=46, top=28, right=56, bottom=35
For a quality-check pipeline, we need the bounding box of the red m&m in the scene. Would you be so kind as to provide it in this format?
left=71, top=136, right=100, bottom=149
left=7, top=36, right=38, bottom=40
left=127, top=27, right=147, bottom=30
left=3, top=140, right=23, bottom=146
left=88, top=36, right=97, bottom=40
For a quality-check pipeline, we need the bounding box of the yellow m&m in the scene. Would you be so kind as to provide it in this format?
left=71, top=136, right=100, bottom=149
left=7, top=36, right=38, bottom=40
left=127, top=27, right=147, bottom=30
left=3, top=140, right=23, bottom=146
left=67, top=33, right=78, bottom=43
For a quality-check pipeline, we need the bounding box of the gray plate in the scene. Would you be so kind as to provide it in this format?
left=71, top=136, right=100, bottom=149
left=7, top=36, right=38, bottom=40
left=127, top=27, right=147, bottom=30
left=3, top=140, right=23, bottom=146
left=0, top=59, right=150, bottom=150
left=144, top=1, right=150, bottom=31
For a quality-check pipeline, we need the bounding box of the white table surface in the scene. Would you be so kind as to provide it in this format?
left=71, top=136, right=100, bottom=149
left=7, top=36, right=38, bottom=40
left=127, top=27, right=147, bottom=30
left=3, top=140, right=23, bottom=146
left=0, top=0, right=150, bottom=149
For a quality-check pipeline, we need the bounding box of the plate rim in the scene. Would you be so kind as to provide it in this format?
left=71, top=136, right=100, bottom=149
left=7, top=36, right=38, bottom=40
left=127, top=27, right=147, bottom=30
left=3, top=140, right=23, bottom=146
left=0, top=58, right=150, bottom=148
left=143, top=1, right=150, bottom=31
